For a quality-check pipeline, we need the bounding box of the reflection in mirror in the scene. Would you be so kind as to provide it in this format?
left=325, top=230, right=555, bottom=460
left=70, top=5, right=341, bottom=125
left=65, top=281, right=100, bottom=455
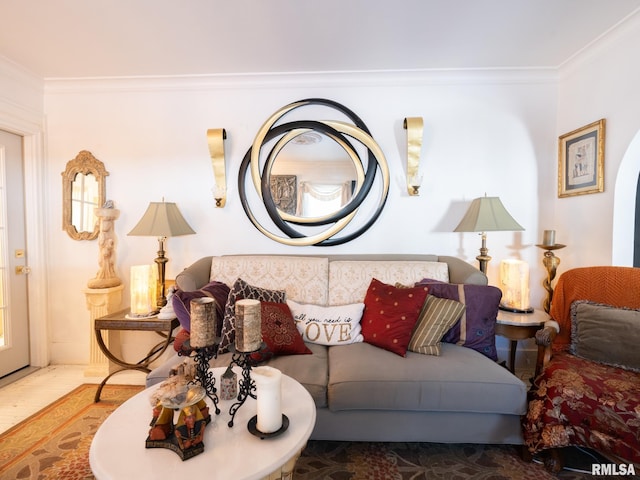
left=62, top=150, right=108, bottom=240
left=71, top=172, right=100, bottom=234
left=270, top=132, right=358, bottom=218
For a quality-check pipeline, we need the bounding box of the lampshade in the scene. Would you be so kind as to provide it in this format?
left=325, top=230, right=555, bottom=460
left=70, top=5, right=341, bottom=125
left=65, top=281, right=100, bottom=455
left=454, top=196, right=523, bottom=233
left=128, top=201, right=195, bottom=238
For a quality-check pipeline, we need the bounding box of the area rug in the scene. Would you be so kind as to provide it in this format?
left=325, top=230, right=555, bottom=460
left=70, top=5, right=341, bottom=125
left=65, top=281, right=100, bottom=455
left=0, top=384, right=608, bottom=479
left=295, top=441, right=601, bottom=480
left=0, top=383, right=144, bottom=480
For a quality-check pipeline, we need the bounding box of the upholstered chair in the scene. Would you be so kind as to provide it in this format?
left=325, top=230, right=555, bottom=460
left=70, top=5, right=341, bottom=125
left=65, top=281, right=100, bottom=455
left=522, top=266, right=640, bottom=473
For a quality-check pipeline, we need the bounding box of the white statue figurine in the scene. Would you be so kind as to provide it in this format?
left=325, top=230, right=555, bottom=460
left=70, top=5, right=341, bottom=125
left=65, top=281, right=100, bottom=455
left=87, top=200, right=122, bottom=288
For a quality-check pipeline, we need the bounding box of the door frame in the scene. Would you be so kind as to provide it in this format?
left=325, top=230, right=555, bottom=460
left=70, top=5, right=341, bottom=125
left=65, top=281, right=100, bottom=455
left=0, top=111, right=49, bottom=368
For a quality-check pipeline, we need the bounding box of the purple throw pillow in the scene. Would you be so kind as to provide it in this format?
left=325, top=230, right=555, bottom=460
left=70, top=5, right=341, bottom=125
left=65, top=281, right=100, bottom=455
left=172, top=281, right=230, bottom=336
left=416, top=279, right=501, bottom=360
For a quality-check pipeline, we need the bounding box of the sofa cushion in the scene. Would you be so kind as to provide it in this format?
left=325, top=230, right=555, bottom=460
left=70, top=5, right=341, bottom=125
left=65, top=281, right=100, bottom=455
left=172, top=280, right=230, bottom=334
left=408, top=294, right=466, bottom=356
left=328, top=260, right=449, bottom=305
left=327, top=342, right=526, bottom=415
left=208, top=343, right=329, bottom=409
left=416, top=279, right=501, bottom=360
left=209, top=255, right=329, bottom=304
left=361, top=279, right=429, bottom=356
left=570, top=300, right=640, bottom=372
left=218, top=278, right=286, bottom=353
left=286, top=299, right=364, bottom=346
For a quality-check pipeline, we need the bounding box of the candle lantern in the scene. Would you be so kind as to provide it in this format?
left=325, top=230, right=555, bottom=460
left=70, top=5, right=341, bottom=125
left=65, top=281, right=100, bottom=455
left=220, top=365, right=238, bottom=400
left=129, top=265, right=158, bottom=317
left=499, top=259, right=533, bottom=313
left=235, top=299, right=262, bottom=352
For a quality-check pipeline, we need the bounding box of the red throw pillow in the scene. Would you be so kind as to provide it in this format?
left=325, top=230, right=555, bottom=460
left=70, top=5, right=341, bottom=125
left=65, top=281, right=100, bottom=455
left=251, top=302, right=311, bottom=362
left=361, top=278, right=429, bottom=356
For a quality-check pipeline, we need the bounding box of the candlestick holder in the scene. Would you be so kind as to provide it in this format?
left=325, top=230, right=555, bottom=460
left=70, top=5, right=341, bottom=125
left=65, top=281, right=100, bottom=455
left=536, top=243, right=566, bottom=313
left=178, top=339, right=221, bottom=415
left=227, top=344, right=263, bottom=427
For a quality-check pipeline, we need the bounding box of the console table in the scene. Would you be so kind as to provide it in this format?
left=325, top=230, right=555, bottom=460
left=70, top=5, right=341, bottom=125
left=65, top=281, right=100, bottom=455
left=93, top=308, right=179, bottom=402
left=90, top=367, right=316, bottom=480
left=496, top=309, right=548, bottom=374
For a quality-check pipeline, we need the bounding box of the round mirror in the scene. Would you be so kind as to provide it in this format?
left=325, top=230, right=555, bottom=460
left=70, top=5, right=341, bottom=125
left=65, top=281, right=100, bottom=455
left=62, top=151, right=108, bottom=240
left=238, top=99, right=389, bottom=246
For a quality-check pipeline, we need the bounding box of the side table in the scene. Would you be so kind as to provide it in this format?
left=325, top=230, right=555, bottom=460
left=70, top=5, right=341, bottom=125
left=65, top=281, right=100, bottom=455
left=495, top=309, right=548, bottom=374
left=94, top=309, right=179, bottom=402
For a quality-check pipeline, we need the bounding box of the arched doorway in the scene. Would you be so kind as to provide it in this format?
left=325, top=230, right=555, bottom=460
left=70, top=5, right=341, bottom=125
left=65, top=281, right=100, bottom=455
left=613, top=130, right=640, bottom=266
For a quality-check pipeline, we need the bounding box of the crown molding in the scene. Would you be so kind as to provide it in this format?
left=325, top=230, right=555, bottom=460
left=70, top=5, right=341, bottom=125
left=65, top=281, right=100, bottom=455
left=43, top=67, right=558, bottom=95
left=559, top=7, right=640, bottom=80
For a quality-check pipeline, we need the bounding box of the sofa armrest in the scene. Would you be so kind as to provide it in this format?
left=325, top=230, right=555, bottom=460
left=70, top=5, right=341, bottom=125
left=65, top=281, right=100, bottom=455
left=534, top=324, right=558, bottom=378
left=438, top=255, right=488, bottom=286
left=175, top=256, right=213, bottom=291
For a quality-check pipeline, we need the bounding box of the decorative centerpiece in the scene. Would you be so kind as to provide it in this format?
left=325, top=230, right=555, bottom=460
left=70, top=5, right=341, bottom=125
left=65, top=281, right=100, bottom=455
left=146, top=377, right=210, bottom=460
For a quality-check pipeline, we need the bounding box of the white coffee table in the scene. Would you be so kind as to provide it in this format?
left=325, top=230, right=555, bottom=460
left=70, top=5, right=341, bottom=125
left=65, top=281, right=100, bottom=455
left=90, top=367, right=316, bottom=480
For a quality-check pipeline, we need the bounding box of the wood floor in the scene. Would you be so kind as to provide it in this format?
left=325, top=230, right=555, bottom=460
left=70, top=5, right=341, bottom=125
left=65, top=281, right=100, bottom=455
left=0, top=365, right=146, bottom=435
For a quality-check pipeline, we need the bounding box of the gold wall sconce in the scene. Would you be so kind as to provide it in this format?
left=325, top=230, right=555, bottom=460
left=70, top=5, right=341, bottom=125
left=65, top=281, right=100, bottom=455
left=403, top=117, right=424, bottom=195
left=207, top=128, right=227, bottom=207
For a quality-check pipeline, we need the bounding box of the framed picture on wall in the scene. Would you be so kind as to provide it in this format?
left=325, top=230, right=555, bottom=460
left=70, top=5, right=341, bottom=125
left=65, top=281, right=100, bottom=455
left=558, top=118, right=605, bottom=198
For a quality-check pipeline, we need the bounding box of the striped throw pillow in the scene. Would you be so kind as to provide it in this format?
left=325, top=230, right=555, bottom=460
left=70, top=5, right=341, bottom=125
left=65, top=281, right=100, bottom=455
left=408, top=295, right=466, bottom=356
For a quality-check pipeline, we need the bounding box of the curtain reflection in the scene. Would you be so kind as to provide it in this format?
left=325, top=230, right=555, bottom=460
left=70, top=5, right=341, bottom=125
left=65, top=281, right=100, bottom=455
left=297, top=181, right=352, bottom=217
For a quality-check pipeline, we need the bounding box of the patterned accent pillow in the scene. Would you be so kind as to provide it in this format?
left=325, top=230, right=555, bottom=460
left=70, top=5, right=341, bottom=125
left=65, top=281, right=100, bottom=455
left=416, top=279, right=501, bottom=360
left=287, top=299, right=365, bottom=346
left=250, top=302, right=311, bottom=363
left=408, top=295, right=466, bottom=356
left=172, top=281, right=230, bottom=336
left=361, top=278, right=429, bottom=356
left=218, top=278, right=286, bottom=353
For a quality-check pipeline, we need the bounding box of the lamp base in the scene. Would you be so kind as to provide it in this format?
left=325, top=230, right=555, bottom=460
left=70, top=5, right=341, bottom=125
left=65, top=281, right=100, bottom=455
left=499, top=305, right=534, bottom=314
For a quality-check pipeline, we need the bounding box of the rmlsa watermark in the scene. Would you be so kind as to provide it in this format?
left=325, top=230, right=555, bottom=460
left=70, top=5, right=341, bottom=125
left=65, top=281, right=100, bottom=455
left=591, top=463, right=636, bottom=476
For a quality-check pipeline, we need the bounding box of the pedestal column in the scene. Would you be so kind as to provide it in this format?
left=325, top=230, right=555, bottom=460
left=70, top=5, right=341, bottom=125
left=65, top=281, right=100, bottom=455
left=84, top=285, right=124, bottom=376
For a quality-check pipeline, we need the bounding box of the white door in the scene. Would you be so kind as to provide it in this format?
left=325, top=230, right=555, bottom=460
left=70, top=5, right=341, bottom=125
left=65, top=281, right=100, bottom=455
left=0, top=130, right=30, bottom=377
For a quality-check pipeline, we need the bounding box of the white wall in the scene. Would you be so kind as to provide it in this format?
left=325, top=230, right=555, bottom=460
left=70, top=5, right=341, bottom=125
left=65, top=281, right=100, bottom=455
left=556, top=12, right=640, bottom=269
left=5, top=7, right=640, bottom=370
left=44, top=71, right=557, bottom=365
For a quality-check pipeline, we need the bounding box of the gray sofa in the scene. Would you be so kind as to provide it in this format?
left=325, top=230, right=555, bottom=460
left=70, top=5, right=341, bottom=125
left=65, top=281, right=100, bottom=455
left=146, top=254, right=527, bottom=444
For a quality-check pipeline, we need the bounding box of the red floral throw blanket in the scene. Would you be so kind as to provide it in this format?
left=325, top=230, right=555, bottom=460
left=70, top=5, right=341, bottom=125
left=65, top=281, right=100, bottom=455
left=523, top=352, right=640, bottom=464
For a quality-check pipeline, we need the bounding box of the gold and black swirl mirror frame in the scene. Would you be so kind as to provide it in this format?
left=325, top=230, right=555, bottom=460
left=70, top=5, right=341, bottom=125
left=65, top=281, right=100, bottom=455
left=238, top=98, right=389, bottom=246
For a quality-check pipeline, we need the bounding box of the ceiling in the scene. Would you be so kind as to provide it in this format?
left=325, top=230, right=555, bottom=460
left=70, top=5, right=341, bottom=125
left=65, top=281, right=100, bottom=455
left=0, top=0, right=639, bottom=79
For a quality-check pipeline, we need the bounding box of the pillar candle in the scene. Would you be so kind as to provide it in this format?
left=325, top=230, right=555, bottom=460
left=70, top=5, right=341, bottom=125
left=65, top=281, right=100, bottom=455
left=542, top=230, right=556, bottom=247
left=499, top=259, right=531, bottom=311
left=130, top=265, right=157, bottom=315
left=190, top=297, right=217, bottom=347
left=235, top=298, right=262, bottom=352
left=252, top=366, right=282, bottom=433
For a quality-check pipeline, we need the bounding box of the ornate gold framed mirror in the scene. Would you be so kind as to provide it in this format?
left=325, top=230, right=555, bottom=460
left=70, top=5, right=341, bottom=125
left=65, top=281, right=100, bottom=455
left=61, top=150, right=109, bottom=240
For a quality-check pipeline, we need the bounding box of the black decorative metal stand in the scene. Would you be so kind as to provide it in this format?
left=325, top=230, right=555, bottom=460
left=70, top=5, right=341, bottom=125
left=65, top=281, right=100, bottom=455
left=178, top=339, right=221, bottom=415
left=227, top=345, right=261, bottom=427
